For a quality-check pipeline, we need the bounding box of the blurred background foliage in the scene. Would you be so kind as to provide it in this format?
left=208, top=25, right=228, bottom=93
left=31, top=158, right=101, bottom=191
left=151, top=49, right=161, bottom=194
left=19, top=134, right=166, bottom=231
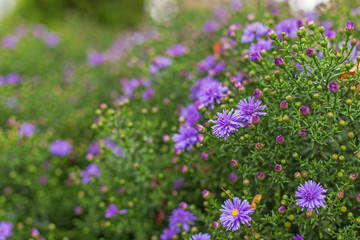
left=13, top=0, right=145, bottom=27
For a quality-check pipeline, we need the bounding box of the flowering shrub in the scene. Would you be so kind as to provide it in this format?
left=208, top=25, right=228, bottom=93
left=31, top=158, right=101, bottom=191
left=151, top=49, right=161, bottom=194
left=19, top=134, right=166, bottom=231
left=1, top=0, right=360, bottom=239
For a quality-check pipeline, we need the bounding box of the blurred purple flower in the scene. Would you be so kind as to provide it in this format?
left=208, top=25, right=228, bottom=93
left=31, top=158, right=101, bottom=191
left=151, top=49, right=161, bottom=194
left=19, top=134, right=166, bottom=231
left=50, top=140, right=72, bottom=156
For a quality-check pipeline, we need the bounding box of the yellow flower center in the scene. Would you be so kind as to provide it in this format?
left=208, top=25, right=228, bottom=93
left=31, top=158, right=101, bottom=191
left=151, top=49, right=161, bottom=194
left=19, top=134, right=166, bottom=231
left=231, top=209, right=239, bottom=216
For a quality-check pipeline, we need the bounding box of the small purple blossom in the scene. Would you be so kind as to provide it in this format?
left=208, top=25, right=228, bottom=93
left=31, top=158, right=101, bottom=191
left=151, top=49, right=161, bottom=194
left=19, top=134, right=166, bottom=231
left=275, top=18, right=299, bottom=38
left=197, top=56, right=216, bottom=73
left=197, top=79, right=228, bottom=109
left=230, top=0, right=242, bottom=11
left=237, top=96, right=267, bottom=125
left=82, top=163, right=100, bottom=184
left=293, top=234, right=304, bottom=240
left=173, top=127, right=201, bottom=151
left=211, top=109, right=244, bottom=139
left=190, top=233, right=211, bottom=240
left=160, top=228, right=179, bottom=240
left=219, top=197, right=254, bottom=231
left=142, top=89, right=155, bottom=99
left=180, top=104, right=201, bottom=127
left=300, top=105, right=310, bottom=116
left=273, top=57, right=284, bottom=66
left=295, top=180, right=327, bottom=212
left=0, top=221, right=12, bottom=239
left=88, top=52, right=105, bottom=66
left=248, top=50, right=261, bottom=62
left=241, top=22, right=268, bottom=43
left=203, top=20, right=220, bottom=35
left=299, top=128, right=308, bottom=137
left=105, top=203, right=118, bottom=218
left=228, top=173, right=237, bottom=182
left=167, top=44, right=188, bottom=57
left=169, top=208, right=197, bottom=232
left=328, top=81, right=339, bottom=93
left=50, top=140, right=72, bottom=156
left=18, top=123, right=36, bottom=137
left=253, top=89, right=262, bottom=98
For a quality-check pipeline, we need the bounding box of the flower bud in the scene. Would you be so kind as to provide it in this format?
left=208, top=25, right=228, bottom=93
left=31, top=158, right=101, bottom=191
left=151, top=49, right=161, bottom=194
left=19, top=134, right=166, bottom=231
left=294, top=172, right=301, bottom=179
left=350, top=173, right=357, bottom=181
left=328, top=81, right=339, bottom=93
left=280, top=100, right=288, bottom=109
left=345, top=21, right=355, bottom=35
left=305, top=47, right=316, bottom=57
left=279, top=206, right=286, bottom=213
left=212, top=221, right=219, bottom=228
left=274, top=164, right=282, bottom=172
left=274, top=57, right=285, bottom=67
left=301, top=170, right=308, bottom=177
left=337, top=191, right=344, bottom=199
left=276, top=135, right=284, bottom=144
left=257, top=171, right=265, bottom=180
left=230, top=159, right=237, bottom=167
left=300, top=105, right=310, bottom=116
left=243, top=179, right=250, bottom=186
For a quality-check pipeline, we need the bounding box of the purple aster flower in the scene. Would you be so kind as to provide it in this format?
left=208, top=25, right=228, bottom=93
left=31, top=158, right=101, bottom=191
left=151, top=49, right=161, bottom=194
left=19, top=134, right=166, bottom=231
left=82, top=163, right=100, bottom=184
left=44, top=33, right=59, bottom=47
left=228, top=23, right=241, bottom=37
left=167, top=44, right=188, bottom=57
left=0, top=221, right=12, bottom=239
left=197, top=80, right=228, bottom=109
left=273, top=57, right=284, bottom=67
left=18, top=123, right=36, bottom=137
left=237, top=96, right=267, bottom=125
left=275, top=18, right=299, bottom=38
left=2, top=35, right=18, bottom=49
left=5, top=73, right=20, bottom=85
left=211, top=109, right=244, bottom=139
left=210, top=62, right=226, bottom=75
left=160, top=228, right=179, bottom=240
left=203, top=20, right=220, bottom=34
left=296, top=63, right=312, bottom=75
left=230, top=0, right=242, bottom=11
left=31, top=228, right=39, bottom=237
left=6, top=97, right=17, bottom=109
left=352, top=7, right=360, bottom=16
left=328, top=81, right=339, bottom=93
left=169, top=208, right=197, bottom=232
left=142, top=89, right=154, bottom=99
left=190, top=232, right=211, bottom=240
left=105, top=203, right=118, bottom=218
left=326, top=30, right=336, bottom=39
left=172, top=126, right=201, bottom=151
left=219, top=197, right=254, bottom=231
left=50, top=140, right=72, bottom=156
left=298, top=128, right=308, bottom=137
left=295, top=180, right=327, bottom=212
left=88, top=52, right=104, bottom=66
left=104, top=139, right=123, bottom=156
left=293, top=234, right=304, bottom=240
left=228, top=173, right=237, bottom=182
left=180, top=104, right=201, bottom=127
left=248, top=50, right=261, bottom=62
left=87, top=141, right=100, bottom=156
left=213, top=6, right=229, bottom=24
left=300, top=105, right=310, bottom=116
left=174, top=178, right=185, bottom=190
left=152, top=56, right=172, bottom=69
left=241, top=22, right=268, bottom=43
left=197, top=55, right=216, bottom=73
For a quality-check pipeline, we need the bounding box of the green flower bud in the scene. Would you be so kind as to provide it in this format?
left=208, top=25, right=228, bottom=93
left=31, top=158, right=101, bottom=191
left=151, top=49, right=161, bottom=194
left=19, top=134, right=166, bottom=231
left=341, top=206, right=347, bottom=213
left=327, top=112, right=334, bottom=119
